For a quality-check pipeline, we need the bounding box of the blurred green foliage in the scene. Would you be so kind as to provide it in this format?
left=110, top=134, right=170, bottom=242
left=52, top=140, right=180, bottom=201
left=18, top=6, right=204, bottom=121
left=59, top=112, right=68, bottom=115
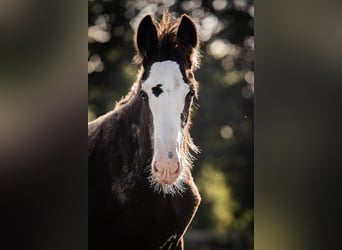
left=88, top=0, right=253, bottom=246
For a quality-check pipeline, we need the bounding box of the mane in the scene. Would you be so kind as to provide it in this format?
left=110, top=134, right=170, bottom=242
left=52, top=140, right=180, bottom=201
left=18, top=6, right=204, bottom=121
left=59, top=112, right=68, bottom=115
left=134, top=12, right=201, bottom=70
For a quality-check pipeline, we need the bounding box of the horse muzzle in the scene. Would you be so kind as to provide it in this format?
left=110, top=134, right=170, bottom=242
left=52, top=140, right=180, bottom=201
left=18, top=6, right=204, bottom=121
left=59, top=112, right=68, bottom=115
left=151, top=157, right=182, bottom=185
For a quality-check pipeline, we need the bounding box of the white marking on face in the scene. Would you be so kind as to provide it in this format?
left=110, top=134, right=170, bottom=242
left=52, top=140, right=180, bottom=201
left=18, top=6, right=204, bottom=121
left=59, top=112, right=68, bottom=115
left=141, top=61, right=190, bottom=193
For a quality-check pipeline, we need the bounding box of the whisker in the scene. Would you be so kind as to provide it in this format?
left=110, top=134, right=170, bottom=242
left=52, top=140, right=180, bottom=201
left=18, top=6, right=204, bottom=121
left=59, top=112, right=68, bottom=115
left=148, top=172, right=186, bottom=197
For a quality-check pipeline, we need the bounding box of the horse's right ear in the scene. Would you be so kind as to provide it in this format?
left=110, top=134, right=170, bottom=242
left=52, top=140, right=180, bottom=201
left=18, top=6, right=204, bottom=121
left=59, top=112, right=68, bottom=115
left=135, top=15, right=158, bottom=61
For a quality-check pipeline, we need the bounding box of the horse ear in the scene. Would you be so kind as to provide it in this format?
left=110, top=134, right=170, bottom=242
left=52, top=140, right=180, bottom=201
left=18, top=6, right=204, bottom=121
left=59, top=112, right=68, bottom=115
left=177, top=14, right=199, bottom=49
left=135, top=15, right=158, bottom=60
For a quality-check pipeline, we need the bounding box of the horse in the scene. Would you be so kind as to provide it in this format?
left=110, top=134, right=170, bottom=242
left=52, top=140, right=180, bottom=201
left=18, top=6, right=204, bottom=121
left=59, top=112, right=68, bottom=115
left=88, top=13, right=201, bottom=250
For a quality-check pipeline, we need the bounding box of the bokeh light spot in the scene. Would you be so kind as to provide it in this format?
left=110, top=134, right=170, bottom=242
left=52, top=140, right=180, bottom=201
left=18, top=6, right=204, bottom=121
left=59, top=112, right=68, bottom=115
left=88, top=26, right=111, bottom=43
left=212, top=0, right=228, bottom=11
left=233, top=0, right=248, bottom=10
left=88, top=54, right=104, bottom=74
left=244, top=71, right=254, bottom=85
left=241, top=85, right=253, bottom=98
left=220, top=125, right=234, bottom=140
left=181, top=0, right=202, bottom=11
left=208, top=39, right=229, bottom=59
left=224, top=70, right=244, bottom=86
left=221, top=57, right=235, bottom=71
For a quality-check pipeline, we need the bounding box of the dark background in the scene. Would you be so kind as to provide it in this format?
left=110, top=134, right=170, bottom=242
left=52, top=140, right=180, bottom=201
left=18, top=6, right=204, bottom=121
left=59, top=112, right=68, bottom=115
left=88, top=0, right=254, bottom=249
left=1, top=0, right=341, bottom=250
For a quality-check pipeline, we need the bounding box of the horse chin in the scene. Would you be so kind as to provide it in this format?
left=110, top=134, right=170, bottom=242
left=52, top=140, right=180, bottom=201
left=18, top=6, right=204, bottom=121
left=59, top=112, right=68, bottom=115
left=148, top=173, right=186, bottom=196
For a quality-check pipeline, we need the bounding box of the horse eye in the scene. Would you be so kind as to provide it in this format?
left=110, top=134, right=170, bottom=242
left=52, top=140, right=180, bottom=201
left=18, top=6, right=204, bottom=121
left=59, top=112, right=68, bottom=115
left=189, top=89, right=195, bottom=97
left=139, top=90, right=147, bottom=99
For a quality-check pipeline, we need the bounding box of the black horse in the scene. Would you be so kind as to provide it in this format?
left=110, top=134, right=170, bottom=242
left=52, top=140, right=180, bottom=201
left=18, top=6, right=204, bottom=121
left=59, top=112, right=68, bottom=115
left=89, top=13, right=201, bottom=250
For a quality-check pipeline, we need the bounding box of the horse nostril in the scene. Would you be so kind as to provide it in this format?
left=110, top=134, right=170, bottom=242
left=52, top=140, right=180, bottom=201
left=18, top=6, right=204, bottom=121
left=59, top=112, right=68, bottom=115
left=153, top=162, right=159, bottom=173
left=172, top=162, right=181, bottom=174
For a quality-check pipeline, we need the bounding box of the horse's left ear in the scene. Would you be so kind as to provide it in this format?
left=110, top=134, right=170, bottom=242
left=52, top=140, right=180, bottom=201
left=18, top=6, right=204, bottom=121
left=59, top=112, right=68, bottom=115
left=177, top=14, right=199, bottom=49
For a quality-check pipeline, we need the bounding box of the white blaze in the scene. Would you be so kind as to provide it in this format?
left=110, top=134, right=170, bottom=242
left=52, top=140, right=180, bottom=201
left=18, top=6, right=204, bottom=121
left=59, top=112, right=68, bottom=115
left=141, top=61, right=190, bottom=190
